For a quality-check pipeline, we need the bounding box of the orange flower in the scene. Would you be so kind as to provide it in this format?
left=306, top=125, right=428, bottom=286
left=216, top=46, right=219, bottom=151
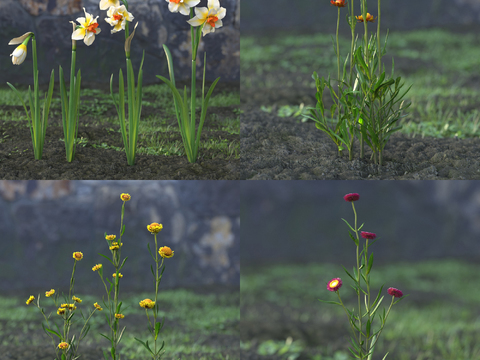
left=159, top=246, right=174, bottom=258
left=356, top=13, right=376, bottom=22
left=73, top=252, right=83, bottom=261
left=330, top=0, right=347, bottom=7
left=120, top=193, right=131, bottom=201
left=139, top=299, right=155, bottom=309
left=58, top=342, right=69, bottom=350
left=115, top=313, right=125, bottom=319
left=147, top=222, right=163, bottom=234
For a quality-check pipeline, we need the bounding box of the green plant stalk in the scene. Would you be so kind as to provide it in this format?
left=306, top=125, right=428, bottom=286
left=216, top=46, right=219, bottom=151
left=377, top=0, right=381, bottom=77
left=335, top=7, right=342, bottom=157
left=153, top=233, right=165, bottom=356
left=352, top=201, right=364, bottom=357
left=349, top=0, right=355, bottom=85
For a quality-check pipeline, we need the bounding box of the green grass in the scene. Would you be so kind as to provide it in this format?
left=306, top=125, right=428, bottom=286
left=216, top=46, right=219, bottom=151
left=241, top=259, right=480, bottom=360
left=0, top=288, right=239, bottom=359
left=242, top=28, right=480, bottom=139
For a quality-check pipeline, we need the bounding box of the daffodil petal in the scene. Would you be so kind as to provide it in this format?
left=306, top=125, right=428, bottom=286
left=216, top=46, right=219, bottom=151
left=216, top=7, right=226, bottom=20
left=187, top=17, right=204, bottom=27
left=194, top=6, right=209, bottom=19
left=72, top=28, right=86, bottom=40
left=84, top=32, right=95, bottom=46
left=207, top=0, right=220, bottom=10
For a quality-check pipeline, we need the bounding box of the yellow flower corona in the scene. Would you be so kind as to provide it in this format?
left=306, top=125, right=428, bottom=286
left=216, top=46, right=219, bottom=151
left=139, top=299, right=155, bottom=309
left=45, top=289, right=55, bottom=297
left=106, top=234, right=116, bottom=241
left=72, top=7, right=101, bottom=46
left=73, top=252, right=83, bottom=261
left=10, top=44, right=27, bottom=65
left=187, top=0, right=226, bottom=36
left=72, top=296, right=82, bottom=303
left=92, top=264, right=103, bottom=271
left=94, top=302, right=103, bottom=311
left=120, top=193, right=131, bottom=201
left=26, top=295, right=35, bottom=305
left=115, top=313, right=125, bottom=319
left=105, top=5, right=134, bottom=33
left=166, top=0, right=201, bottom=16
left=159, top=246, right=174, bottom=258
left=147, top=222, right=163, bottom=234
left=58, top=342, right=69, bottom=350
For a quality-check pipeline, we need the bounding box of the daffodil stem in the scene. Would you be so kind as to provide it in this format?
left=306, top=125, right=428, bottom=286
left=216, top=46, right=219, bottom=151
left=32, top=36, right=41, bottom=160
left=190, top=8, right=198, bottom=159
left=377, top=0, right=381, bottom=77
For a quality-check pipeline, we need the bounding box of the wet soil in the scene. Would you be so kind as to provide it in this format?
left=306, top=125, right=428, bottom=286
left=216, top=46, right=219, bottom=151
left=0, top=82, right=240, bottom=180
left=240, top=106, right=480, bottom=180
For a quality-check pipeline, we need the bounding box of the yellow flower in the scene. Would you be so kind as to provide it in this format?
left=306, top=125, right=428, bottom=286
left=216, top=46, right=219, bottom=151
left=10, top=44, right=27, bottom=65
left=106, top=235, right=116, bottom=241
left=72, top=7, right=101, bottom=46
left=159, top=246, right=174, bottom=258
left=109, top=243, right=120, bottom=250
left=115, top=313, right=125, bottom=319
left=72, top=296, right=82, bottom=303
left=147, top=222, right=163, bottom=234
left=356, top=13, right=376, bottom=22
left=166, top=0, right=200, bottom=16
left=187, top=0, right=226, bottom=36
left=94, top=302, right=103, bottom=311
left=45, top=289, right=55, bottom=297
left=99, top=0, right=120, bottom=10
left=57, top=307, right=66, bottom=315
left=120, top=193, right=131, bottom=201
left=73, top=252, right=83, bottom=261
left=58, top=342, right=69, bottom=350
left=105, top=5, right=134, bottom=33
left=139, top=299, right=155, bottom=309
left=92, top=264, right=103, bottom=271
left=112, top=272, right=123, bottom=278
left=62, top=303, right=77, bottom=310
left=26, top=295, right=35, bottom=305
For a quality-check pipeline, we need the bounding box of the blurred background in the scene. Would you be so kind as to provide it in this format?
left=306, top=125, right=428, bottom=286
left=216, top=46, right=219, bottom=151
left=1, top=0, right=240, bottom=84
left=240, top=181, right=480, bottom=360
left=0, top=180, right=240, bottom=359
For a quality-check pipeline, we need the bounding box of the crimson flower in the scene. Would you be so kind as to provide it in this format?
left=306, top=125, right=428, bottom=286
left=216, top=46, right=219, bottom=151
left=344, top=193, right=360, bottom=202
left=388, top=287, right=403, bottom=298
left=327, top=278, right=342, bottom=292
left=361, top=231, right=376, bottom=240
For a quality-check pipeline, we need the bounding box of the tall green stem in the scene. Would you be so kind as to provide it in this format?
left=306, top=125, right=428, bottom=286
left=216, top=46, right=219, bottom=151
left=351, top=202, right=363, bottom=357
left=67, top=42, right=77, bottom=162
left=377, top=0, right=381, bottom=76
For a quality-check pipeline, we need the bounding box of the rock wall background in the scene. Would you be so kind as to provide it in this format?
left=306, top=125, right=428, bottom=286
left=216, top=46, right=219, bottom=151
left=1, top=0, right=239, bottom=85
left=242, top=0, right=480, bottom=35
left=0, top=180, right=240, bottom=293
left=241, top=181, right=480, bottom=266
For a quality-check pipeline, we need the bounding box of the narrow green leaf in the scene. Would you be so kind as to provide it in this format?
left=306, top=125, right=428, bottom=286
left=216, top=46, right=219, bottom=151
left=98, top=253, right=115, bottom=266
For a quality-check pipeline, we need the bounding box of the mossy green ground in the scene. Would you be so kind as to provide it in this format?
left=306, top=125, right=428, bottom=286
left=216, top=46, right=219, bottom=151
left=241, top=28, right=480, bottom=139
left=0, top=287, right=239, bottom=359
left=241, top=259, right=480, bottom=360
left=0, top=83, right=240, bottom=160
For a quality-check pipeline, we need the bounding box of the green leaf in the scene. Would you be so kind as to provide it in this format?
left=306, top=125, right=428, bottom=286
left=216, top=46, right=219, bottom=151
left=155, top=321, right=162, bottom=339
left=134, top=338, right=154, bottom=355
left=99, top=333, right=111, bottom=342
left=367, top=253, right=374, bottom=274
left=147, top=243, right=156, bottom=261
left=119, top=256, right=128, bottom=271
left=318, top=299, right=341, bottom=305
left=98, top=253, right=115, bottom=266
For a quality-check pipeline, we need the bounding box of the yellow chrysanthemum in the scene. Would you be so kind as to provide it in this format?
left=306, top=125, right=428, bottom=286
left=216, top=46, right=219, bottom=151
left=45, top=289, right=55, bottom=297
left=26, top=295, right=35, bottom=305
left=147, top=222, right=163, bottom=234
left=105, top=234, right=116, bottom=241
left=62, top=303, right=77, bottom=310
left=73, top=252, right=83, bottom=261
left=112, top=273, right=123, bottom=278
left=57, top=307, right=66, bottom=315
left=109, top=244, right=120, bottom=250
left=92, top=264, right=103, bottom=271
left=120, top=193, right=131, bottom=201
left=94, top=302, right=103, bottom=311
left=139, top=299, right=155, bottom=309
left=159, top=246, right=174, bottom=258
left=115, top=313, right=124, bottom=319
left=72, top=296, right=82, bottom=303
left=58, top=342, right=69, bottom=350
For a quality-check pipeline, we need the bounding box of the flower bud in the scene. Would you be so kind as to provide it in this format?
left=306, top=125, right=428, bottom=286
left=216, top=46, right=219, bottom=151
left=11, top=44, right=27, bottom=65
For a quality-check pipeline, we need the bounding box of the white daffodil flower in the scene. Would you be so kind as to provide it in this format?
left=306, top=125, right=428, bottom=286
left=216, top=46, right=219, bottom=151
left=166, top=0, right=200, bottom=16
left=99, top=0, right=120, bottom=11
left=72, top=8, right=102, bottom=46
left=105, top=5, right=134, bottom=33
left=10, top=44, right=27, bottom=65
left=187, top=0, right=226, bottom=36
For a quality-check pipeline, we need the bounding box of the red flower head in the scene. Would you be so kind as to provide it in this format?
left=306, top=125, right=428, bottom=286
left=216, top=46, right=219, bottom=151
left=388, top=287, right=403, bottom=298
left=361, top=231, right=376, bottom=240
left=356, top=13, right=376, bottom=22
left=344, top=193, right=360, bottom=202
left=327, top=278, right=342, bottom=292
left=330, top=0, right=347, bottom=7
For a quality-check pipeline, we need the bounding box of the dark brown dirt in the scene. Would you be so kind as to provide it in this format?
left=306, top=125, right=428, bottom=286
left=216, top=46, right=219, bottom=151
left=240, top=106, right=480, bottom=180
left=0, top=82, right=239, bottom=180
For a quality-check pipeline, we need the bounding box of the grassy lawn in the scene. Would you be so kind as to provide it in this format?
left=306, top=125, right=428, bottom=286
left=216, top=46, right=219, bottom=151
left=0, top=287, right=239, bottom=359
left=241, top=28, right=480, bottom=139
left=241, top=259, right=480, bottom=360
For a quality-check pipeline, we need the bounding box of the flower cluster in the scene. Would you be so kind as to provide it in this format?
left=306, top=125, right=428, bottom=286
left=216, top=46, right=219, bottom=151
left=112, top=272, right=123, bottom=278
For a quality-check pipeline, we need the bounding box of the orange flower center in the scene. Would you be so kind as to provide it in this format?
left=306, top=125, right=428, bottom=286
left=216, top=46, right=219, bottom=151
left=113, top=14, right=123, bottom=21
left=206, top=15, right=218, bottom=28
left=87, top=22, right=99, bottom=34
left=170, top=0, right=182, bottom=3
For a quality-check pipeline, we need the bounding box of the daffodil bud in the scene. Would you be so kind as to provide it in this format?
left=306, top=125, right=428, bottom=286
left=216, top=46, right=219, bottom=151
left=10, top=44, right=27, bottom=65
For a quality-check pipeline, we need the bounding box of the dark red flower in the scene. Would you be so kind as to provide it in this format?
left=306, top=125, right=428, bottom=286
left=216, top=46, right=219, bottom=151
left=344, top=193, right=360, bottom=202
left=388, top=287, right=403, bottom=298
left=361, top=231, right=376, bottom=240
left=330, top=0, right=347, bottom=7
left=327, top=278, right=342, bottom=292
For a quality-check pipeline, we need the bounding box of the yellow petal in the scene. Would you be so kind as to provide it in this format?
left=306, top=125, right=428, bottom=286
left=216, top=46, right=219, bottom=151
left=72, top=28, right=86, bottom=40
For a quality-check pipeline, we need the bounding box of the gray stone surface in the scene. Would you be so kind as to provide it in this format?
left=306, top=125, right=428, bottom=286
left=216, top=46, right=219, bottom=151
left=0, top=180, right=240, bottom=293
left=1, top=0, right=239, bottom=85
left=242, top=0, right=480, bottom=34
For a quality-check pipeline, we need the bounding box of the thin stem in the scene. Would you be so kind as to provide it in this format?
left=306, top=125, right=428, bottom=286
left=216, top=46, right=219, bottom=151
left=336, top=291, right=360, bottom=346
left=352, top=202, right=363, bottom=357
left=349, top=0, right=355, bottom=86
left=377, top=0, right=381, bottom=77
left=368, top=296, right=395, bottom=352
left=336, top=7, right=340, bottom=83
